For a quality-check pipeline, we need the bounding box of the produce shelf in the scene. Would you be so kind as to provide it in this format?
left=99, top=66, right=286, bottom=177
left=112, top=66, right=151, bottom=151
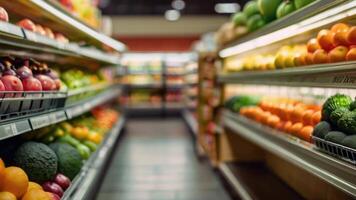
left=0, top=0, right=126, bottom=53
left=219, top=0, right=355, bottom=58
left=0, top=86, right=121, bottom=141
left=219, top=162, right=303, bottom=200
left=62, top=116, right=126, bottom=200
left=182, top=109, right=197, bottom=137
left=218, top=61, right=356, bottom=89
left=222, top=110, right=356, bottom=197
left=0, top=21, right=119, bottom=66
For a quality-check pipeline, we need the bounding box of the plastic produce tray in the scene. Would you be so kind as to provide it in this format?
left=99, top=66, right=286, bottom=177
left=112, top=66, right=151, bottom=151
left=313, top=136, right=356, bottom=165
left=0, top=91, right=66, bottom=120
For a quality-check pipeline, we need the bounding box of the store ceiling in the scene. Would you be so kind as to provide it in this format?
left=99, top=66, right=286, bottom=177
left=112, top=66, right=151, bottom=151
left=100, top=0, right=249, bottom=15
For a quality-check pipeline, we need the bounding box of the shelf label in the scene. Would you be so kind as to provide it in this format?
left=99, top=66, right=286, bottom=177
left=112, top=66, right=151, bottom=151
left=0, top=124, right=17, bottom=139
left=66, top=106, right=84, bottom=119
left=0, top=22, right=10, bottom=33
left=49, top=111, right=67, bottom=124
left=14, top=120, right=31, bottom=135
left=25, top=31, right=38, bottom=42
left=30, top=115, right=50, bottom=129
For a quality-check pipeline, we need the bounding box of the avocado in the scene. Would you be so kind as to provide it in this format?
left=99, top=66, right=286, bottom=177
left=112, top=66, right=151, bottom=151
left=13, top=142, right=58, bottom=183
left=325, top=131, right=347, bottom=144
left=49, top=142, right=83, bottom=180
left=247, top=14, right=266, bottom=32
left=342, top=135, right=356, bottom=150
left=258, top=0, right=282, bottom=22
left=312, top=121, right=331, bottom=139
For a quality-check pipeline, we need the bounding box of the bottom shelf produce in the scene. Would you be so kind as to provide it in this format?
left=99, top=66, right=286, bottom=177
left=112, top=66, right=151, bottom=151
left=0, top=106, right=124, bottom=200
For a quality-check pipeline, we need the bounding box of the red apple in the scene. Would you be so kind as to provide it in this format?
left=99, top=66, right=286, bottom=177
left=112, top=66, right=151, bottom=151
left=0, top=79, right=5, bottom=97
left=17, top=19, right=36, bottom=31
left=54, top=79, right=61, bottom=90
left=35, top=74, right=56, bottom=90
left=22, top=77, right=42, bottom=91
left=0, top=7, right=9, bottom=22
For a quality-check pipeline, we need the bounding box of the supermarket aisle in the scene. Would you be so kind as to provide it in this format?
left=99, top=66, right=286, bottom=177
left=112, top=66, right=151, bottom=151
left=96, top=118, right=232, bottom=200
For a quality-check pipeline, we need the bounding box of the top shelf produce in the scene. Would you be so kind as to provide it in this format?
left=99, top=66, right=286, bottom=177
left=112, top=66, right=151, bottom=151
left=219, top=0, right=354, bottom=58
left=0, top=0, right=126, bottom=53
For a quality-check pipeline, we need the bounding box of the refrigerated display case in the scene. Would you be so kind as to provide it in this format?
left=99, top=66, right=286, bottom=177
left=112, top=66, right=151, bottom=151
left=209, top=1, right=356, bottom=199
left=0, top=2, right=126, bottom=199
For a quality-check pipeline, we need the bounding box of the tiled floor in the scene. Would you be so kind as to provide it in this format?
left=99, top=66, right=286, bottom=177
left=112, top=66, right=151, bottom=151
left=96, top=118, right=232, bottom=200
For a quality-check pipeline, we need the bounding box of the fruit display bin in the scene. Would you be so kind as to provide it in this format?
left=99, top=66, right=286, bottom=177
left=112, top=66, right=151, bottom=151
left=0, top=91, right=66, bottom=120
left=313, top=136, right=356, bottom=165
left=65, top=83, right=110, bottom=106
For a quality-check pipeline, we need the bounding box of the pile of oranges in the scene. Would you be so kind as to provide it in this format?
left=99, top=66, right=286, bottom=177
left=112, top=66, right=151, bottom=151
left=0, top=159, right=50, bottom=200
left=303, top=23, right=356, bottom=65
left=240, top=98, right=321, bottom=142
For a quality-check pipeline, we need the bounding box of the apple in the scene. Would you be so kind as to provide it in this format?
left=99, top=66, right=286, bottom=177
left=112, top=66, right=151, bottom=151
left=328, top=46, right=348, bottom=63
left=35, top=24, right=46, bottom=35
left=17, top=19, right=36, bottom=32
left=22, top=77, right=42, bottom=91
left=44, top=27, right=55, bottom=39
left=2, top=69, right=16, bottom=76
left=0, top=79, right=5, bottom=97
left=312, top=49, right=329, bottom=64
left=35, top=74, right=56, bottom=90
left=346, top=46, right=356, bottom=61
left=54, top=79, right=61, bottom=90
left=0, top=7, right=9, bottom=22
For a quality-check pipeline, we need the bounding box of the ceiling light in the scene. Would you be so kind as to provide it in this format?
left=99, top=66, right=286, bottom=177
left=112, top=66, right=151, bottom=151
left=215, top=3, right=240, bottom=14
left=172, top=0, right=185, bottom=10
left=165, top=10, right=180, bottom=21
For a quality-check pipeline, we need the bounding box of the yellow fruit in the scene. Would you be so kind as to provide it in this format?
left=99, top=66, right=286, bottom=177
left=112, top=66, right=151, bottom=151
left=88, top=133, right=103, bottom=144
left=27, top=182, right=42, bottom=192
left=1, top=167, right=29, bottom=198
left=284, top=56, right=295, bottom=68
left=0, top=192, right=16, bottom=200
left=22, top=189, right=50, bottom=200
left=274, top=53, right=286, bottom=69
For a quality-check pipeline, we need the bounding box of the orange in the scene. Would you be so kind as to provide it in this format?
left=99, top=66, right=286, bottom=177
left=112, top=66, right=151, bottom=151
left=0, top=192, right=16, bottom=200
left=305, top=52, right=314, bottom=65
left=317, top=29, right=336, bottom=51
left=328, top=46, right=348, bottom=63
left=302, top=110, right=314, bottom=126
left=346, top=47, right=356, bottom=61
left=330, top=23, right=350, bottom=33
left=22, top=189, right=50, bottom=200
left=291, top=106, right=305, bottom=123
left=0, top=158, right=5, bottom=185
left=312, top=49, right=329, bottom=64
left=290, top=123, right=304, bottom=136
left=88, top=133, right=103, bottom=144
left=298, top=126, right=313, bottom=143
left=276, top=121, right=285, bottom=131
left=333, top=30, right=350, bottom=46
left=307, top=38, right=321, bottom=53
left=266, top=115, right=280, bottom=128
left=283, top=121, right=293, bottom=133
left=1, top=167, right=29, bottom=198
left=347, top=26, right=356, bottom=45
left=312, top=111, right=321, bottom=126
left=27, top=182, right=43, bottom=192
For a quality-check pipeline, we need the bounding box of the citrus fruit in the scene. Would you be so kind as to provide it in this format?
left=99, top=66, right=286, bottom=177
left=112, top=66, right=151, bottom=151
left=22, top=189, right=50, bottom=200
left=27, top=182, right=43, bottom=192
left=0, top=192, right=16, bottom=200
left=1, top=167, right=29, bottom=198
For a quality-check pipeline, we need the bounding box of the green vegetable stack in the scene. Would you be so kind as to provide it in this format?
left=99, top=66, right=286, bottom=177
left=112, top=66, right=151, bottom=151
left=313, top=93, right=356, bottom=150
left=225, top=95, right=260, bottom=112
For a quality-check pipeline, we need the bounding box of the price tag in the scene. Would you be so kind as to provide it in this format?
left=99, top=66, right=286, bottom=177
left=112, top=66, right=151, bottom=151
left=66, top=106, right=83, bottom=119
left=48, top=111, right=67, bottom=124
left=25, top=31, right=38, bottom=42
left=0, top=124, right=17, bottom=139
left=14, top=120, right=31, bottom=135
left=0, top=21, right=10, bottom=33
left=30, top=115, right=50, bottom=129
